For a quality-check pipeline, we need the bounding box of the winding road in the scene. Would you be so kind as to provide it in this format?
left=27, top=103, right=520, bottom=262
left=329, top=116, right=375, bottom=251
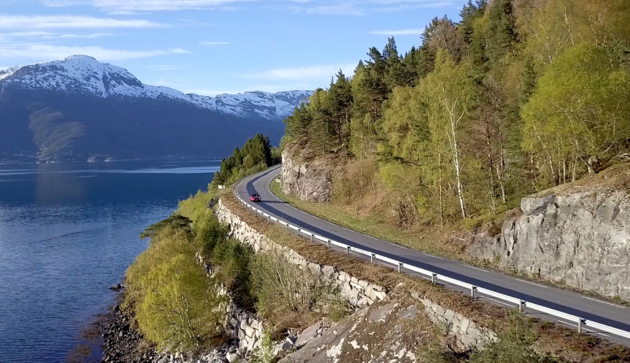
left=236, top=166, right=630, bottom=345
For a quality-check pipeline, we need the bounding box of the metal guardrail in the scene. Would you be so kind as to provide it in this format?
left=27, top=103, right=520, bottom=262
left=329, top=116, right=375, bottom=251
left=232, top=173, right=630, bottom=341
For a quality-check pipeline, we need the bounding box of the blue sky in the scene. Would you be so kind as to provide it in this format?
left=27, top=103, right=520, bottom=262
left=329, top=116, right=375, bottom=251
left=0, top=0, right=468, bottom=95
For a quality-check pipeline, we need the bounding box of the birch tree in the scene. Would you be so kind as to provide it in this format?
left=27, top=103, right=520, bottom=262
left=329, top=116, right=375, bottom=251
left=421, top=50, right=478, bottom=219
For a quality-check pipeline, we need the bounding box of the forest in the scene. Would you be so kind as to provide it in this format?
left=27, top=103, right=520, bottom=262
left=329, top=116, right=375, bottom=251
left=283, top=0, right=630, bottom=226
left=212, top=133, right=281, bottom=187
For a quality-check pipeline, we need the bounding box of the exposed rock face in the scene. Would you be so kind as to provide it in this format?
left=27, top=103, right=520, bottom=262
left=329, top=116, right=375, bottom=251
left=217, top=198, right=495, bottom=358
left=281, top=149, right=333, bottom=203
left=468, top=188, right=630, bottom=300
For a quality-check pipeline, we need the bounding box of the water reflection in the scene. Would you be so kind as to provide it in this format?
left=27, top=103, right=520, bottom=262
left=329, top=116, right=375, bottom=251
left=0, top=160, right=219, bottom=363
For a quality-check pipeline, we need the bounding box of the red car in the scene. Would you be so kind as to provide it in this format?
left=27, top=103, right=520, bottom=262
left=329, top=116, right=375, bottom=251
left=249, top=193, right=261, bottom=202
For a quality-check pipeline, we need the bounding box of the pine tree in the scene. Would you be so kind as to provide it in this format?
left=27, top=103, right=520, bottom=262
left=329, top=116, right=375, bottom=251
left=485, top=0, right=516, bottom=65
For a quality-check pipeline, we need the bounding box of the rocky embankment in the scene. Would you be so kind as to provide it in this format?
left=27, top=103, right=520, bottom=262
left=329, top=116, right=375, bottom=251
left=281, top=148, right=630, bottom=302
left=280, top=148, right=334, bottom=203
left=468, top=186, right=630, bottom=300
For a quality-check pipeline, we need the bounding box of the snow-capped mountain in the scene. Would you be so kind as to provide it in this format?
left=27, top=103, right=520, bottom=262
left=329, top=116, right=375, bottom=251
left=0, top=55, right=312, bottom=120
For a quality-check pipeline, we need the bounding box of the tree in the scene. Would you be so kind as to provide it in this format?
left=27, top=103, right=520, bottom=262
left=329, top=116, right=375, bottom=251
left=137, top=254, right=227, bottom=352
left=421, top=50, right=478, bottom=219
left=485, top=0, right=517, bottom=65
left=522, top=43, right=630, bottom=186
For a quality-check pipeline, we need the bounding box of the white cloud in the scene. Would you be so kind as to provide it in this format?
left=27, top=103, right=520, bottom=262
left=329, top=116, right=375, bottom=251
left=369, top=29, right=423, bottom=35
left=0, top=15, right=165, bottom=29
left=0, top=31, right=114, bottom=39
left=0, top=44, right=189, bottom=61
left=199, top=41, right=232, bottom=46
left=243, top=64, right=355, bottom=81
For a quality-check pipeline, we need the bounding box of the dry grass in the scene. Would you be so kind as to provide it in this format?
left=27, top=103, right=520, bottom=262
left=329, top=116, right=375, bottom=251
left=221, top=192, right=630, bottom=362
left=533, top=161, right=630, bottom=198
left=271, top=178, right=472, bottom=261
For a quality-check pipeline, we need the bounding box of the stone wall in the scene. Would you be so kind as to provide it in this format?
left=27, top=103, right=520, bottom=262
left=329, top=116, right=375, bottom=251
left=413, top=293, right=496, bottom=350
left=216, top=199, right=387, bottom=309
left=216, top=198, right=494, bottom=351
left=468, top=188, right=630, bottom=301
left=280, top=148, right=333, bottom=203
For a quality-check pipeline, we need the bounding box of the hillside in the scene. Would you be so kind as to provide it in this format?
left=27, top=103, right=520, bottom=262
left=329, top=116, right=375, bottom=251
left=0, top=56, right=312, bottom=163
left=276, top=0, right=630, bottom=301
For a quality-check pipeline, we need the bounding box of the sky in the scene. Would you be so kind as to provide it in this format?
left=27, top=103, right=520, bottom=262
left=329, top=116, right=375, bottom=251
left=0, top=0, right=469, bottom=96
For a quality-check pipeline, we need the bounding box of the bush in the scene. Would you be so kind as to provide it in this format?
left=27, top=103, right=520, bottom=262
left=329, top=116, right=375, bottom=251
left=136, top=253, right=227, bottom=352
left=124, top=222, right=227, bottom=353
left=250, top=250, right=336, bottom=316
left=469, top=312, right=557, bottom=363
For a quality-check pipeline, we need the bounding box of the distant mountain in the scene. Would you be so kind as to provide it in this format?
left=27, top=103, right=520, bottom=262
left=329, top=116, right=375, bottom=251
left=0, top=56, right=313, bottom=163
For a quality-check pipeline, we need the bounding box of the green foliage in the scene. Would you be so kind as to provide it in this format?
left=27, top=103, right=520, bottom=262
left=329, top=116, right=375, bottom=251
left=522, top=43, right=630, bottom=187
left=136, top=253, right=226, bottom=352
left=212, top=134, right=276, bottom=187
left=140, top=214, right=192, bottom=241
left=179, top=191, right=255, bottom=309
left=124, top=220, right=227, bottom=353
left=250, top=250, right=337, bottom=316
left=250, top=330, right=275, bottom=363
left=280, top=0, right=630, bottom=228
left=469, top=313, right=557, bottom=363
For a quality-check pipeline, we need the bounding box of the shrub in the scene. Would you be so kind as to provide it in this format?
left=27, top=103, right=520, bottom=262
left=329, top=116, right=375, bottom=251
left=136, top=254, right=227, bottom=352
left=250, top=250, right=336, bottom=316
left=125, top=213, right=228, bottom=353
left=469, top=312, right=557, bottom=363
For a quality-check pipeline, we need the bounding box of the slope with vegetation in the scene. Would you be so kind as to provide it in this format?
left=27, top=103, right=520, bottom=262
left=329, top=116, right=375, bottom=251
left=283, top=0, right=630, bottom=225
left=278, top=0, right=630, bottom=299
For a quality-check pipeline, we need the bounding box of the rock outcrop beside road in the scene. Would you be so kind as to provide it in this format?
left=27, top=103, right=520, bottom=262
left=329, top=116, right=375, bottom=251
left=468, top=167, right=630, bottom=300
left=280, top=148, right=334, bottom=203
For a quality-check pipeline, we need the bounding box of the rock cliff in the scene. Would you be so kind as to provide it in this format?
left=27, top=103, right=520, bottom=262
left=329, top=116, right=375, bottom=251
left=468, top=164, right=630, bottom=301
left=281, top=148, right=334, bottom=203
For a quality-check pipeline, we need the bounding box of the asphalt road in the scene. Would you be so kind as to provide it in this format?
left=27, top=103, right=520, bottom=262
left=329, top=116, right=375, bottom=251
left=236, top=166, right=630, bottom=344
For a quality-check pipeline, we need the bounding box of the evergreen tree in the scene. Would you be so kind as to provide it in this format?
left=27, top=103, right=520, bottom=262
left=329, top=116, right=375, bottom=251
left=485, top=0, right=516, bottom=65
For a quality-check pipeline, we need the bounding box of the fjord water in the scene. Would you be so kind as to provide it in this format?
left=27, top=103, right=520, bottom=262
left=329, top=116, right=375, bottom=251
left=0, top=160, right=219, bottom=363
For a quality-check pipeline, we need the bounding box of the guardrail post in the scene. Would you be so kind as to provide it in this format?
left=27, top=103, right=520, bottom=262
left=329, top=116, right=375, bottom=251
left=310, top=234, right=314, bottom=242
left=297, top=228, right=301, bottom=237
left=398, top=262, right=403, bottom=273
left=470, top=286, right=477, bottom=298
left=519, top=300, right=525, bottom=313
left=327, top=240, right=331, bottom=249
left=578, top=318, right=584, bottom=333
left=347, top=246, right=351, bottom=255
left=371, top=253, right=375, bottom=263
left=431, top=273, right=437, bottom=284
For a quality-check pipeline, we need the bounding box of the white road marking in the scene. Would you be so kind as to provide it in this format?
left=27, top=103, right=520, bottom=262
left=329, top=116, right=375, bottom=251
left=466, top=265, right=488, bottom=272
left=515, top=278, right=549, bottom=289
left=582, top=296, right=625, bottom=308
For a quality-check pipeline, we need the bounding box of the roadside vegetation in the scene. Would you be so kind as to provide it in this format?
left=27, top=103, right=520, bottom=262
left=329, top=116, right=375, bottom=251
left=211, top=133, right=281, bottom=188
left=282, top=0, right=630, bottom=230
left=123, top=187, right=349, bottom=355
left=221, top=192, right=630, bottom=363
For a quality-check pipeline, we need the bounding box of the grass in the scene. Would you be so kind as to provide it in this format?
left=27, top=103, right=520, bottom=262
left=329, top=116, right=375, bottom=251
left=270, top=179, right=471, bottom=262
left=221, top=191, right=630, bottom=362
left=271, top=178, right=630, bottom=307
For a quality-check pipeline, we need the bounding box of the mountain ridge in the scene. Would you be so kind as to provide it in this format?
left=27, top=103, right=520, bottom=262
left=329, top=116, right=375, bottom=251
left=0, top=55, right=312, bottom=121
left=0, top=56, right=311, bottom=163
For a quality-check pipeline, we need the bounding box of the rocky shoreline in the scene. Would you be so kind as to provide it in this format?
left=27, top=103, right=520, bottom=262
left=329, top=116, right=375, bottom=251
left=98, top=290, right=238, bottom=363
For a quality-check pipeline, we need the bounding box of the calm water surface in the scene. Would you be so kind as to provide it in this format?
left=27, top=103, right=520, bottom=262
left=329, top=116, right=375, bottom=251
left=0, top=160, right=220, bottom=363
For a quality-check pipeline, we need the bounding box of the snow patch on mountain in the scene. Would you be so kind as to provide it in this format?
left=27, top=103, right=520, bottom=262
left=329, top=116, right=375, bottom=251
left=0, top=55, right=312, bottom=120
